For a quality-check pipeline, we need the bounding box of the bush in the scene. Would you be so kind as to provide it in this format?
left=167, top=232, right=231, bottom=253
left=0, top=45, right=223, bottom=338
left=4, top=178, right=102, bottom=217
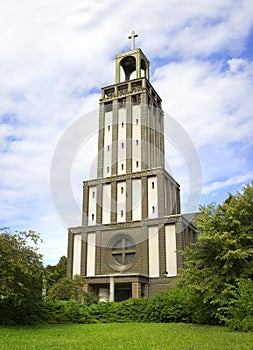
left=41, top=301, right=96, bottom=324
left=29, top=280, right=253, bottom=331
left=219, top=278, right=253, bottom=331
left=90, top=298, right=148, bottom=323
left=145, top=287, right=194, bottom=323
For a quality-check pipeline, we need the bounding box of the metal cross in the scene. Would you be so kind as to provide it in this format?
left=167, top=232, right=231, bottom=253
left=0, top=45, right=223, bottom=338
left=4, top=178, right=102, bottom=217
left=128, top=30, right=138, bottom=50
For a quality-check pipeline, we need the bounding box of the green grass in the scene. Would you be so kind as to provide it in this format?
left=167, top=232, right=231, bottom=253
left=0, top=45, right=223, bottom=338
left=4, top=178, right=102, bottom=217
left=0, top=323, right=252, bottom=350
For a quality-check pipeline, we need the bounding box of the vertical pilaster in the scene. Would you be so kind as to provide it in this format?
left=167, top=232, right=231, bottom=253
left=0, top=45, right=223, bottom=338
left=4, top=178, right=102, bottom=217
left=126, top=178, right=132, bottom=222
left=158, top=225, right=166, bottom=277
left=126, top=96, right=132, bottom=174
left=97, top=103, right=105, bottom=179
left=111, top=180, right=117, bottom=223
left=67, top=230, right=74, bottom=276
left=109, top=277, right=115, bottom=302
left=136, top=54, right=141, bottom=79
left=82, top=183, right=89, bottom=226
left=112, top=100, right=118, bottom=176
left=141, top=176, right=148, bottom=220
left=132, top=282, right=141, bottom=298
left=96, top=183, right=102, bottom=225
left=80, top=232, right=87, bottom=276
left=141, top=97, right=149, bottom=170
left=157, top=172, right=165, bottom=218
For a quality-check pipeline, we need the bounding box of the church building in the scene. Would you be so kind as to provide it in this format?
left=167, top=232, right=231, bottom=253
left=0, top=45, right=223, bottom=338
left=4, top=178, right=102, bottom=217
left=67, top=32, right=196, bottom=302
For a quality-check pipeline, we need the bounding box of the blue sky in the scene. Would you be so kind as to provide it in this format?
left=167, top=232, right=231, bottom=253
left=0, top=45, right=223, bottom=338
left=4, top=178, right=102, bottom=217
left=0, top=0, right=253, bottom=265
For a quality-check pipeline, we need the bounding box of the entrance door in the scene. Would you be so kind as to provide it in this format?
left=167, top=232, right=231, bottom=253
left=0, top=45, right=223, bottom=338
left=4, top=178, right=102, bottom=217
left=115, top=283, right=132, bottom=302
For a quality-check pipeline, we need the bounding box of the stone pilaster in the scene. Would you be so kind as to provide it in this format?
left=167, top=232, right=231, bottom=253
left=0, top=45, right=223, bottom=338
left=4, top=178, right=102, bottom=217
left=132, top=282, right=141, bottom=298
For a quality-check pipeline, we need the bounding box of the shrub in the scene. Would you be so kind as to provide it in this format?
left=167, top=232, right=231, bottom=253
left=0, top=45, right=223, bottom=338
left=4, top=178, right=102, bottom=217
left=145, top=287, right=195, bottom=323
left=219, top=278, right=253, bottom=331
left=41, top=301, right=96, bottom=324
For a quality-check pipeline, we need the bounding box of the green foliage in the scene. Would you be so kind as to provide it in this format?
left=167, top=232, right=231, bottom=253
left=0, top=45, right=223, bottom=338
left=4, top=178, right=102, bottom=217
left=46, top=274, right=98, bottom=305
left=179, top=182, right=253, bottom=327
left=89, top=298, right=149, bottom=323
left=44, top=256, right=67, bottom=294
left=41, top=301, right=96, bottom=324
left=0, top=228, right=44, bottom=325
left=219, top=278, right=253, bottom=331
left=144, top=286, right=215, bottom=324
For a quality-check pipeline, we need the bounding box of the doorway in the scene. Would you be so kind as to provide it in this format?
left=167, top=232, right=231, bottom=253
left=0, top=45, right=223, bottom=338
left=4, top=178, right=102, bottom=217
left=115, top=283, right=132, bottom=302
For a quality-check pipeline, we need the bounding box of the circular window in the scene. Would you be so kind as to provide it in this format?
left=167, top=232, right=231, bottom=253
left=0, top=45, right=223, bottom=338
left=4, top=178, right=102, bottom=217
left=111, top=237, right=136, bottom=266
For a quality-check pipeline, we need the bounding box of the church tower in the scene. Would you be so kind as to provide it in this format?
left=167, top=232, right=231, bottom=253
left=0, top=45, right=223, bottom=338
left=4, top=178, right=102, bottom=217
left=67, top=32, right=196, bottom=301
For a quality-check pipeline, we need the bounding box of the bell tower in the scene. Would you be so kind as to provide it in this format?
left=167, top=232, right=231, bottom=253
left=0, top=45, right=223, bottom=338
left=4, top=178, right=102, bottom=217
left=67, top=32, right=196, bottom=301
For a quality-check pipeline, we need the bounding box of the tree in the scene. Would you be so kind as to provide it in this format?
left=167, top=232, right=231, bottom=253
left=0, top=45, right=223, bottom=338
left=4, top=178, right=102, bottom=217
left=0, top=228, right=44, bottom=324
left=46, top=275, right=98, bottom=305
left=179, top=182, right=253, bottom=324
left=44, top=255, right=67, bottom=294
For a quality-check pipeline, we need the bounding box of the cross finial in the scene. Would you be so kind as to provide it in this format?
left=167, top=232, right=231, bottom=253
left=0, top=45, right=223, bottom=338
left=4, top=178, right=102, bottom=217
left=128, top=30, right=138, bottom=50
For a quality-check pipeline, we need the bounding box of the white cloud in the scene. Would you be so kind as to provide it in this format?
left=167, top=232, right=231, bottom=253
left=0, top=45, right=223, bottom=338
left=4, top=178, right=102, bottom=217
left=203, top=173, right=253, bottom=195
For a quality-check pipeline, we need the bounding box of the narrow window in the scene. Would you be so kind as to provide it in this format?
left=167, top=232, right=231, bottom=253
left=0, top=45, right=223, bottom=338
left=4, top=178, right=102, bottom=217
left=121, top=210, right=124, bottom=217
left=136, top=161, right=139, bottom=168
left=136, top=118, right=139, bottom=124
left=118, top=98, right=126, bottom=109
left=108, top=125, right=110, bottom=131
left=92, top=191, right=95, bottom=198
left=152, top=206, right=155, bottom=213
left=105, top=101, right=113, bottom=112
left=136, top=139, right=139, bottom=146
left=121, top=164, right=124, bottom=170
left=132, top=94, right=141, bottom=105
left=121, top=142, right=124, bottom=149
left=107, top=166, right=110, bottom=173
left=92, top=214, right=95, bottom=221
left=152, top=182, right=155, bottom=189
left=122, top=122, right=124, bottom=128
left=121, top=187, right=124, bottom=194
left=107, top=145, right=110, bottom=151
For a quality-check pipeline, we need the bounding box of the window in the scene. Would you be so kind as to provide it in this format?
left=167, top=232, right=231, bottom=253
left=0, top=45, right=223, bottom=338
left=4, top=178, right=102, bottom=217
left=121, top=142, right=124, bottom=149
left=92, top=191, right=95, bottom=198
left=121, top=164, right=124, bottom=170
left=152, top=206, right=155, bottom=213
left=112, top=237, right=136, bottom=265
left=136, top=139, right=139, bottom=146
left=132, top=94, right=141, bottom=105
left=91, top=214, right=95, bottom=221
left=107, top=145, right=110, bottom=151
left=136, top=161, right=139, bottom=168
left=122, top=122, right=124, bottom=128
left=152, top=181, right=155, bottom=189
left=121, top=210, right=124, bottom=217
left=118, top=98, right=126, bottom=109
left=105, top=101, right=113, bottom=112
left=107, top=167, right=110, bottom=173
left=121, top=187, right=124, bottom=194
left=136, top=118, right=139, bottom=124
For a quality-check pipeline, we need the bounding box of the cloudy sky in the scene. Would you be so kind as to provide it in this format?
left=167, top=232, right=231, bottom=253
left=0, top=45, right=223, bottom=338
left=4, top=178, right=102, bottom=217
left=1, top=0, right=253, bottom=265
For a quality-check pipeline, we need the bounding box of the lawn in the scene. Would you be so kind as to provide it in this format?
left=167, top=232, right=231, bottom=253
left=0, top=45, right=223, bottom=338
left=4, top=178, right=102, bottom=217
left=0, top=323, right=252, bottom=350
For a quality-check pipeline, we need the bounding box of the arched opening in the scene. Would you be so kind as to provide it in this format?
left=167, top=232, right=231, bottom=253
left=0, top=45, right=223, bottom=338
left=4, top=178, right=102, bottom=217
left=120, top=55, right=136, bottom=81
